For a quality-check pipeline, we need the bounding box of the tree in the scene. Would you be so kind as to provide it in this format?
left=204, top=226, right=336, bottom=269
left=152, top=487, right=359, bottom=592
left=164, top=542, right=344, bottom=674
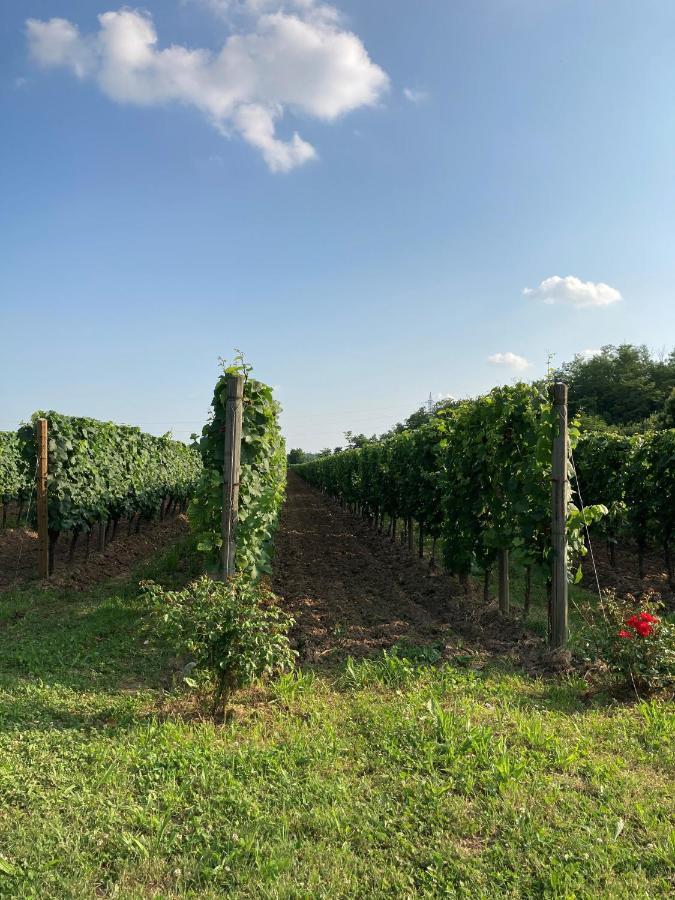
left=287, top=448, right=307, bottom=465
left=344, top=431, right=373, bottom=449
left=558, top=344, right=675, bottom=427
left=664, top=387, right=675, bottom=428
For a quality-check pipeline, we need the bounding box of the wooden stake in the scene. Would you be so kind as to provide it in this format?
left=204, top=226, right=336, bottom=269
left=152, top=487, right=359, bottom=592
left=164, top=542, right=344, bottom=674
left=98, top=519, right=107, bottom=552
left=483, top=566, right=491, bottom=603
left=498, top=548, right=510, bottom=614
left=551, top=382, right=569, bottom=649
left=221, top=374, right=244, bottom=578
left=36, top=418, right=49, bottom=579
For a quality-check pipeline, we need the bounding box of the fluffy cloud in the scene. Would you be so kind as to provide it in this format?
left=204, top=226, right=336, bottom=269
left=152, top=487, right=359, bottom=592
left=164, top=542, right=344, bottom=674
left=26, top=4, right=388, bottom=171
left=523, top=275, right=622, bottom=309
left=487, top=352, right=531, bottom=371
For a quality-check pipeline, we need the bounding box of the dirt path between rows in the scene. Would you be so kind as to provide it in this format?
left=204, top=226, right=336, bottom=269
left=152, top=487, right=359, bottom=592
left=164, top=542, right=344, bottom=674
left=272, top=472, right=548, bottom=672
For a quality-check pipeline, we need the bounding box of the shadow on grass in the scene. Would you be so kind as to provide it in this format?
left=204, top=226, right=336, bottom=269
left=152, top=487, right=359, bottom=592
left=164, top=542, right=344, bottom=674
left=0, top=540, right=201, bottom=731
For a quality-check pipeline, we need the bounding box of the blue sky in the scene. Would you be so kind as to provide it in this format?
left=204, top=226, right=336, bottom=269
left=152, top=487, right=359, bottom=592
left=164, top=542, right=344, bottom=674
left=2, top=0, right=674, bottom=450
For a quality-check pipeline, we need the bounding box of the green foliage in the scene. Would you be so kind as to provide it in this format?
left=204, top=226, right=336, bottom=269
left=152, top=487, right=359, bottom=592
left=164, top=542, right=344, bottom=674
left=190, top=358, right=286, bottom=579
left=296, top=383, right=603, bottom=583
left=664, top=387, right=675, bottom=427
left=143, top=574, right=296, bottom=705
left=0, top=431, right=30, bottom=503
left=15, top=413, right=201, bottom=533
left=558, top=344, right=675, bottom=428
left=580, top=591, right=675, bottom=692
left=344, top=431, right=375, bottom=449
left=573, top=432, right=631, bottom=548
left=575, top=428, right=675, bottom=581
left=286, top=447, right=307, bottom=465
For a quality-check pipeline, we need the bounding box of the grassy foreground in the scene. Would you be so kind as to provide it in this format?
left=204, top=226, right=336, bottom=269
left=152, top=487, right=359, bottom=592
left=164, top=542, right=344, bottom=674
left=0, top=557, right=673, bottom=898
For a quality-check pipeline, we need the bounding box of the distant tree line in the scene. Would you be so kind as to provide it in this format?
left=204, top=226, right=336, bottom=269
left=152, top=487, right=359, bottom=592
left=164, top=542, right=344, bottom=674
left=287, top=344, right=675, bottom=463
left=555, top=344, right=675, bottom=430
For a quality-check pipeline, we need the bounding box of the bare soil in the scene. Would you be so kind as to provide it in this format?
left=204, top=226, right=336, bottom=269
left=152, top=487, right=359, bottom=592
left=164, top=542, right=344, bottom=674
left=0, top=513, right=189, bottom=593
left=272, top=472, right=554, bottom=674
left=580, top=539, right=674, bottom=610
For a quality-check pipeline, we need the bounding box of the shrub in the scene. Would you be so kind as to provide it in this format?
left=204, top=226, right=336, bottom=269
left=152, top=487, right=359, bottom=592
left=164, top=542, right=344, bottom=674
left=582, top=591, right=675, bottom=693
left=142, top=575, right=296, bottom=710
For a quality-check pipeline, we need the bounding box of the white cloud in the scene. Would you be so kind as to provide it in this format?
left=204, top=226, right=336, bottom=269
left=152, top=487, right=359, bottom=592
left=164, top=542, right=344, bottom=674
left=188, top=0, right=341, bottom=25
left=26, top=5, right=388, bottom=171
left=523, top=275, right=622, bottom=308
left=575, top=348, right=602, bottom=361
left=487, top=352, right=532, bottom=371
left=233, top=103, right=317, bottom=171
left=403, top=87, right=428, bottom=104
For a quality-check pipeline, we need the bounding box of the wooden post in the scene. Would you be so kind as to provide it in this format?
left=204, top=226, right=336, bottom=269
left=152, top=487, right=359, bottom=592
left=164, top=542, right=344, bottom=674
left=36, top=418, right=49, bottom=579
left=551, top=382, right=569, bottom=649
left=221, top=374, right=244, bottom=578
left=498, top=548, right=510, bottom=614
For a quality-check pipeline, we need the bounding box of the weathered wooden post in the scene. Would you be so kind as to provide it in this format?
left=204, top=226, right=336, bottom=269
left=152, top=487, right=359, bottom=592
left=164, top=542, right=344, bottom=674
left=98, top=519, right=107, bottom=552
left=498, top=548, right=510, bottom=614
left=221, top=374, right=244, bottom=578
left=550, top=382, right=569, bottom=649
left=36, top=418, right=49, bottom=579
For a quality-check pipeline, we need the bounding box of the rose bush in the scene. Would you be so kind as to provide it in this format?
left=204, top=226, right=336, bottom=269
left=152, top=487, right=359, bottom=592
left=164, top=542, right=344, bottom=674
left=582, top=590, right=675, bottom=693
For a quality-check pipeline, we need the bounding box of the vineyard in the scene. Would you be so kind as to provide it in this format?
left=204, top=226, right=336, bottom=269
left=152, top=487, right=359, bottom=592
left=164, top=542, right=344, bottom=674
left=1, top=414, right=202, bottom=579
left=0, top=367, right=673, bottom=896
left=294, top=386, right=675, bottom=607
left=574, top=429, right=675, bottom=587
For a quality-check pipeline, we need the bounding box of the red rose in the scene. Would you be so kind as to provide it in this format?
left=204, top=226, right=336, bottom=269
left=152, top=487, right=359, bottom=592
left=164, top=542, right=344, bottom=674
left=634, top=621, right=652, bottom=637
left=617, top=630, right=633, bottom=639
left=639, top=612, right=658, bottom=623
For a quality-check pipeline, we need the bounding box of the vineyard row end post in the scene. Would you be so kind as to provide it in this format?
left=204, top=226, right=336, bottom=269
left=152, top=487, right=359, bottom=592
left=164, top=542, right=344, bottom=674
left=551, top=382, right=569, bottom=649
left=221, top=374, right=244, bottom=579
left=36, top=417, right=49, bottom=579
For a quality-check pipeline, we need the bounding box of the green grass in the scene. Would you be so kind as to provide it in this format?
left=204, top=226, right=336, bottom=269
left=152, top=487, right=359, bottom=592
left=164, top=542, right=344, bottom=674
left=0, top=552, right=673, bottom=898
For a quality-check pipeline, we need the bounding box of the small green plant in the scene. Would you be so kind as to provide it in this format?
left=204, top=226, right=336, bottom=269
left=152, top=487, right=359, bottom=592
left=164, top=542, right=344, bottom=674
left=142, top=575, right=296, bottom=711
left=582, top=590, right=675, bottom=693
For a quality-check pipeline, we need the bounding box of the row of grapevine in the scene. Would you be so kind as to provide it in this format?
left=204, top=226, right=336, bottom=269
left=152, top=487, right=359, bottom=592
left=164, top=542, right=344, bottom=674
left=0, top=431, right=31, bottom=522
left=295, top=384, right=600, bottom=596
left=574, top=429, right=675, bottom=586
left=190, top=362, right=286, bottom=580
left=2, top=413, right=202, bottom=572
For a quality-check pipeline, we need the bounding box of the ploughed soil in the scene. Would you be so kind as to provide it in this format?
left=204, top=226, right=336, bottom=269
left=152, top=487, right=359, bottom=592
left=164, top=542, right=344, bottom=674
left=580, top=540, right=675, bottom=611
left=272, top=472, right=554, bottom=674
left=0, top=513, right=190, bottom=593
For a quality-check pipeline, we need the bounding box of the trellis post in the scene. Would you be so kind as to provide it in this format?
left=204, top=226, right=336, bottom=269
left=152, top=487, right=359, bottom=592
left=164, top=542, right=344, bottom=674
left=498, top=548, right=510, bottom=614
left=550, top=382, right=569, bottom=649
left=221, top=374, right=244, bottom=578
left=36, top=418, right=49, bottom=579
